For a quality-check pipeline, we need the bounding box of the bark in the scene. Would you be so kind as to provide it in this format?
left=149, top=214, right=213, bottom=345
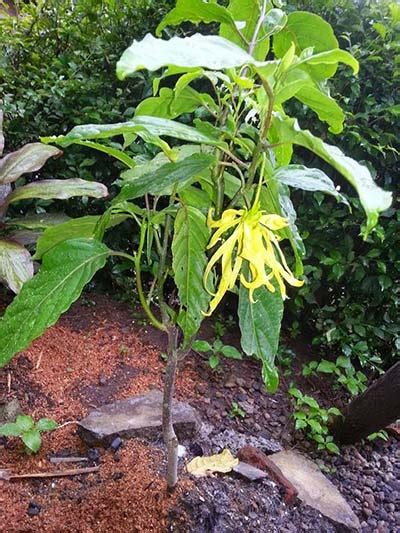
left=331, top=361, right=400, bottom=444
left=162, top=326, right=179, bottom=490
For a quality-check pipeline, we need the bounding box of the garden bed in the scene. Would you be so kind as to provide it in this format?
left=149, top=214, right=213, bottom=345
left=0, top=294, right=398, bottom=532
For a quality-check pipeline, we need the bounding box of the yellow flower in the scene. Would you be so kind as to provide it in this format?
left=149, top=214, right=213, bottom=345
left=203, top=202, right=303, bottom=315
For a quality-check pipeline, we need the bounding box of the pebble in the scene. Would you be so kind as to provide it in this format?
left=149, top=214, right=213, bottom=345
left=27, top=502, right=41, bottom=517
left=110, top=436, right=123, bottom=452
left=87, top=448, right=100, bottom=464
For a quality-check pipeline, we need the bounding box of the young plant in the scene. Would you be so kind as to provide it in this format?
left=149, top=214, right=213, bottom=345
left=0, top=1, right=392, bottom=488
left=193, top=338, right=242, bottom=369
left=0, top=414, right=57, bottom=454
left=288, top=387, right=341, bottom=454
left=303, top=356, right=368, bottom=396
left=229, top=401, right=246, bottom=419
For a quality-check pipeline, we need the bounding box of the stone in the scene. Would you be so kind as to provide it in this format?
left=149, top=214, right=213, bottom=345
left=211, top=428, right=282, bottom=456
left=269, top=450, right=360, bottom=531
left=0, top=398, right=22, bottom=424
left=78, top=389, right=199, bottom=446
left=233, top=462, right=268, bottom=481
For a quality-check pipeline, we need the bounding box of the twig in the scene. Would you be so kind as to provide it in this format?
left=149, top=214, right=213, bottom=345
left=49, top=456, right=89, bottom=464
left=0, top=466, right=100, bottom=481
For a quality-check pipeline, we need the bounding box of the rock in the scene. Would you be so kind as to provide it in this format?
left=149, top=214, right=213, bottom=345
left=269, top=450, right=360, bottom=531
left=224, top=376, right=236, bottom=388
left=178, top=445, right=186, bottom=458
left=27, top=502, right=41, bottom=517
left=87, top=448, right=101, bottom=464
left=211, top=428, right=282, bottom=456
left=78, top=389, right=199, bottom=446
left=110, top=436, right=123, bottom=452
left=0, top=399, right=22, bottom=424
left=233, top=462, right=268, bottom=481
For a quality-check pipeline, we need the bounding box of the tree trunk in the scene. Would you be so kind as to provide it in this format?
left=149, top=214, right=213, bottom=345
left=331, top=361, right=400, bottom=444
left=162, top=326, right=179, bottom=490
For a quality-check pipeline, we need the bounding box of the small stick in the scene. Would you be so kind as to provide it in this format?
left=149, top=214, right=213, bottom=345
left=0, top=465, right=99, bottom=481
left=7, top=373, right=11, bottom=394
left=36, top=351, right=43, bottom=370
left=49, top=456, right=89, bottom=464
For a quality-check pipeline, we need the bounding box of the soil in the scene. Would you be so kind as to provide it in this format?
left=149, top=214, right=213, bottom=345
left=0, top=293, right=399, bottom=532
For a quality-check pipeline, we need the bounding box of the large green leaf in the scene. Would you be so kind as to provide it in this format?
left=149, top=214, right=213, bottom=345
left=41, top=116, right=221, bottom=148
left=6, top=178, right=108, bottom=206
left=116, top=34, right=261, bottom=80
left=274, top=11, right=339, bottom=80
left=172, top=206, right=210, bottom=340
left=0, top=239, right=110, bottom=368
left=115, top=153, right=214, bottom=201
left=0, top=239, right=34, bottom=294
left=0, top=143, right=61, bottom=185
left=238, top=282, right=283, bottom=393
left=9, top=213, right=70, bottom=230
left=272, top=115, right=393, bottom=234
left=156, top=0, right=236, bottom=36
left=295, top=83, right=345, bottom=134
left=34, top=214, right=127, bottom=260
left=220, top=0, right=270, bottom=61
left=273, top=165, right=348, bottom=203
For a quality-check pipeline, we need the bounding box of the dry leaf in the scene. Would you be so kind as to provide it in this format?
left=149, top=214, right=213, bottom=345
left=186, top=449, right=238, bottom=477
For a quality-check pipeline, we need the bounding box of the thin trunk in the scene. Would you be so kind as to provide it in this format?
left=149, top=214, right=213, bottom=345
left=331, top=361, right=400, bottom=444
left=162, top=326, right=179, bottom=490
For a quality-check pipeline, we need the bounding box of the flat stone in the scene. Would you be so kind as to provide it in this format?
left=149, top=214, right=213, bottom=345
left=269, top=450, right=360, bottom=531
left=233, top=461, right=268, bottom=481
left=78, top=389, right=200, bottom=446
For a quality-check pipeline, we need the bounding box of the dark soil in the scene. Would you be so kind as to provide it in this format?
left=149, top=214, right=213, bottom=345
left=0, top=293, right=399, bottom=532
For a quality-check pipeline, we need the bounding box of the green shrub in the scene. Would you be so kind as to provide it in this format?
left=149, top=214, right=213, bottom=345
left=286, top=0, right=399, bottom=370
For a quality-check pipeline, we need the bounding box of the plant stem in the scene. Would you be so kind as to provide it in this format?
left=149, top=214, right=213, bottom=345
left=248, top=0, right=268, bottom=56
left=163, top=326, right=180, bottom=490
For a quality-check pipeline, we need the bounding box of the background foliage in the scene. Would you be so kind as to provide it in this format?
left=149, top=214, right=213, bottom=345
left=285, top=0, right=399, bottom=370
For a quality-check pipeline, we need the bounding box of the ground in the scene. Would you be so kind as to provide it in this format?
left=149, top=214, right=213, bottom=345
left=0, top=294, right=399, bottom=532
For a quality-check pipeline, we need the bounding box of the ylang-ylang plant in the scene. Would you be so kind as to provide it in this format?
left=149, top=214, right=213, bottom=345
left=0, top=0, right=392, bottom=488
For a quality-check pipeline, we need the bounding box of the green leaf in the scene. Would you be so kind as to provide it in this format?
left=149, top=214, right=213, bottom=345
left=21, top=429, right=42, bottom=453
left=16, top=415, right=34, bottom=432
left=316, top=360, right=336, bottom=373
left=296, top=82, right=345, bottom=134
left=209, top=354, right=220, bottom=369
left=295, top=49, right=359, bottom=76
left=6, top=179, right=108, bottom=207
left=0, top=239, right=34, bottom=293
left=271, top=115, right=392, bottom=235
left=116, top=34, right=261, bottom=80
left=0, top=239, right=110, bottom=368
left=116, top=153, right=214, bottom=201
left=262, top=360, right=279, bottom=393
left=238, top=282, right=283, bottom=393
left=192, top=339, right=212, bottom=352
left=273, top=165, right=348, bottom=203
left=274, top=11, right=339, bottom=80
left=135, top=87, right=203, bottom=120
left=172, top=206, right=211, bottom=340
left=326, top=442, right=340, bottom=454
left=0, top=143, right=61, bottom=185
left=0, top=422, right=20, bottom=437
left=220, top=0, right=270, bottom=61
left=220, top=345, right=242, bottom=359
left=156, top=0, right=236, bottom=36
left=10, top=213, right=70, bottom=230
left=302, top=395, right=320, bottom=409
left=42, top=116, right=222, bottom=148
left=34, top=214, right=126, bottom=260
left=36, top=418, right=58, bottom=432
left=288, top=387, right=302, bottom=399
left=71, top=140, right=136, bottom=168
